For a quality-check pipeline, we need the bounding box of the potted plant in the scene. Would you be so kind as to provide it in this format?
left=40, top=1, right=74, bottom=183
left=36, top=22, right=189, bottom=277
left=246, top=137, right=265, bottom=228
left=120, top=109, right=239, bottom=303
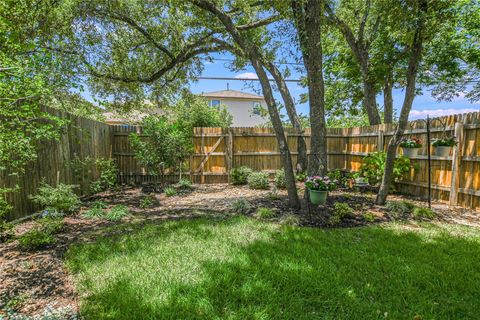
left=305, top=176, right=337, bottom=205
left=399, top=137, right=422, bottom=158
left=432, top=136, right=456, bottom=157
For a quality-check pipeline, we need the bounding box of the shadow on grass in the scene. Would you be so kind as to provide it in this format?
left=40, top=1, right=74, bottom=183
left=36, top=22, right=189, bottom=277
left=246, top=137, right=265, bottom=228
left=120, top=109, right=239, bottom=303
left=66, top=217, right=480, bottom=320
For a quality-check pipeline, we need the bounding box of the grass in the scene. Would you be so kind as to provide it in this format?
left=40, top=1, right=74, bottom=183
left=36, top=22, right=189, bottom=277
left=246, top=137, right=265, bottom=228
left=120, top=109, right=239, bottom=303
left=66, top=217, right=480, bottom=319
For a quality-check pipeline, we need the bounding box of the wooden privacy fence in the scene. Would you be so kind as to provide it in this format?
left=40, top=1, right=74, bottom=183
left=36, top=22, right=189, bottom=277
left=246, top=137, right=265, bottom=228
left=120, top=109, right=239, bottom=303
left=189, top=113, right=480, bottom=210
left=1, top=107, right=113, bottom=220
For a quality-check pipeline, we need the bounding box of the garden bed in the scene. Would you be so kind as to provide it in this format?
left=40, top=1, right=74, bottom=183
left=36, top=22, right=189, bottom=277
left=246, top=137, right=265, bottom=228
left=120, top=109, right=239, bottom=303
left=1, top=183, right=479, bottom=318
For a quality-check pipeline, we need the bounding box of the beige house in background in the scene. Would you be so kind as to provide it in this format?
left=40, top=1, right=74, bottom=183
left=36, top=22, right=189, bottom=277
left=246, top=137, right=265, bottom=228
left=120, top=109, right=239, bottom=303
left=104, top=89, right=268, bottom=127
left=200, top=89, right=268, bottom=127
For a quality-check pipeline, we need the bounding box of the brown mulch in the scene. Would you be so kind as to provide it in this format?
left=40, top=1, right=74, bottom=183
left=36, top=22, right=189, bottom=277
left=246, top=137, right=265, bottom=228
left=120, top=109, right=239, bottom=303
left=1, top=183, right=479, bottom=317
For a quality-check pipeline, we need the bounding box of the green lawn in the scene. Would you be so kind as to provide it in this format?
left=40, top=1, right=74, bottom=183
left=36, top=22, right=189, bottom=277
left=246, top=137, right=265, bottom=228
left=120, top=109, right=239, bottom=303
left=66, top=217, right=480, bottom=319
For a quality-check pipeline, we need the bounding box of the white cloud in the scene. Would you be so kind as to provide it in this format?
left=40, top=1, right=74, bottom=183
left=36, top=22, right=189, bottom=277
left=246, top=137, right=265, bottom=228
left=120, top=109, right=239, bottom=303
left=409, top=108, right=480, bottom=120
left=234, top=72, right=258, bottom=80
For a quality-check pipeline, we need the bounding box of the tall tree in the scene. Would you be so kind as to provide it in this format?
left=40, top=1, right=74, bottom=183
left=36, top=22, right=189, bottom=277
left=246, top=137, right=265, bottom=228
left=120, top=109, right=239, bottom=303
left=375, top=0, right=458, bottom=204
left=291, top=0, right=328, bottom=176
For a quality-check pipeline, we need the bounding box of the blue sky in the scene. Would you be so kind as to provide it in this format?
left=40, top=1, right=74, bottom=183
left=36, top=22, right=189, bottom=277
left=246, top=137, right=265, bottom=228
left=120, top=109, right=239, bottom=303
left=189, top=53, right=479, bottom=120
left=83, top=52, right=479, bottom=121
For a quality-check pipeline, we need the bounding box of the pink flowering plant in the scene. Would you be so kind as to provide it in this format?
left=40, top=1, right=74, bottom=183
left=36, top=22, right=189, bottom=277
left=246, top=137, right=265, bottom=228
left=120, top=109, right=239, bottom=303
left=305, top=176, right=337, bottom=191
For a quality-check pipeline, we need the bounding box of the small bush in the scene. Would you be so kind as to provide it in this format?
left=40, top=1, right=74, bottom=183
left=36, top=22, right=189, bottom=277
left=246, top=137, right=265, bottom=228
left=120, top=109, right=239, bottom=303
left=413, top=207, right=436, bottom=219
left=385, top=200, right=415, bottom=219
left=274, top=169, right=286, bottom=189
left=329, top=203, right=354, bottom=225
left=177, top=178, right=193, bottom=190
left=0, top=221, right=14, bottom=242
left=164, top=187, right=177, bottom=197
left=267, top=189, right=281, bottom=201
left=256, top=207, right=275, bottom=219
left=280, top=214, right=300, bottom=226
left=230, top=166, right=253, bottom=185
left=29, top=181, right=80, bottom=215
left=247, top=172, right=270, bottom=190
left=363, top=212, right=376, bottom=223
left=231, top=199, right=251, bottom=215
left=18, top=218, right=63, bottom=250
left=139, top=195, right=155, bottom=209
left=105, top=205, right=129, bottom=221
left=296, top=172, right=307, bottom=182
left=90, top=158, right=118, bottom=193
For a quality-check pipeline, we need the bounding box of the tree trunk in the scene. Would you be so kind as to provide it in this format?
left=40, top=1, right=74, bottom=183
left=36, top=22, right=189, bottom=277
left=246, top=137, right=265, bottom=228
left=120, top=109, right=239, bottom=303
left=363, top=79, right=382, bottom=125
left=252, top=60, right=301, bottom=208
left=292, top=0, right=328, bottom=176
left=376, top=7, right=426, bottom=205
left=190, top=0, right=300, bottom=208
left=383, top=75, right=393, bottom=123
left=266, top=62, right=308, bottom=173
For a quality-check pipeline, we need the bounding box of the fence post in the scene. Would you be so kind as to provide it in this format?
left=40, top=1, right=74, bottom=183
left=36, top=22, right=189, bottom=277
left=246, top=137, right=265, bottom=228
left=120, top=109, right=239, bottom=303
left=226, top=128, right=233, bottom=182
left=377, top=130, right=384, bottom=152
left=449, top=122, right=464, bottom=206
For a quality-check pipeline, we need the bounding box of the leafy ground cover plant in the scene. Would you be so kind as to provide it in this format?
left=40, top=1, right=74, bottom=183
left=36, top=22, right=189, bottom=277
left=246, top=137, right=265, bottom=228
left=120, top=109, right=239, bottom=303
left=177, top=178, right=193, bottom=190
left=413, top=207, right=436, bottom=219
left=230, top=166, right=253, bottom=185
left=18, top=218, right=64, bottom=250
left=274, top=169, right=286, bottom=189
left=363, top=212, right=376, bottom=222
left=256, top=207, right=275, bottom=219
left=329, top=203, right=354, bottom=225
left=164, top=187, right=177, bottom=197
left=296, top=172, right=307, bottom=182
left=83, top=201, right=107, bottom=219
left=385, top=200, right=416, bottom=219
left=105, top=205, right=129, bottom=222
left=247, top=172, right=270, bottom=190
left=231, top=199, right=251, bottom=215
left=139, top=195, right=155, bottom=209
left=29, top=180, right=80, bottom=215
left=280, top=214, right=300, bottom=226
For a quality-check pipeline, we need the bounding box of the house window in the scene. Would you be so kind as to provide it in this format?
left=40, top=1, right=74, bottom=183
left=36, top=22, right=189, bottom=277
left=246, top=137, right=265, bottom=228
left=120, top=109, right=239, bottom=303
left=252, top=102, right=262, bottom=115
left=209, top=99, right=221, bottom=107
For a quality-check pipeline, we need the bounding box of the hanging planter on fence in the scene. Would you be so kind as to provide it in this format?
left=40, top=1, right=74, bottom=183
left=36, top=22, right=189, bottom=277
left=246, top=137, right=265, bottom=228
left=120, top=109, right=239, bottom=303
left=432, top=137, right=456, bottom=157
left=399, top=137, right=422, bottom=158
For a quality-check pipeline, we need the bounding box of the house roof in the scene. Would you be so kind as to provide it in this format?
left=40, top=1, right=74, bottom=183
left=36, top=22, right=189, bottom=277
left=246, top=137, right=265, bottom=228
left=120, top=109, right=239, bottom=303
left=200, top=89, right=264, bottom=100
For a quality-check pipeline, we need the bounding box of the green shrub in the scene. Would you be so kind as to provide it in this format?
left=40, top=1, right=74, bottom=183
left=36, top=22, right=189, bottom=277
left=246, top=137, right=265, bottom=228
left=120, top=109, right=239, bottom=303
left=164, top=187, right=177, bottom=197
left=18, top=228, right=55, bottom=250
left=230, top=166, right=253, bottom=185
left=274, top=169, right=286, bottom=189
left=105, top=205, right=129, bottom=221
left=385, top=200, right=415, bottom=219
left=413, top=207, right=436, bottom=219
left=177, top=178, right=193, bottom=190
left=267, top=189, right=281, bottom=201
left=29, top=181, right=80, bottom=215
left=247, top=172, right=270, bottom=190
left=139, top=195, right=155, bottom=209
left=231, top=199, right=251, bottom=214
left=18, top=218, right=63, bottom=250
left=296, top=172, right=307, bottom=182
left=329, top=203, right=354, bottom=225
left=363, top=212, right=376, bottom=223
left=90, top=158, right=118, bottom=193
left=256, top=207, right=275, bottom=219
left=0, top=221, right=14, bottom=242
left=359, top=152, right=411, bottom=186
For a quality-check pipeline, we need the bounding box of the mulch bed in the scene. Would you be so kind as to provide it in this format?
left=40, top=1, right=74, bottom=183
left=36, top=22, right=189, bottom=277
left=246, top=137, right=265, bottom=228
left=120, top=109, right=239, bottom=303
left=1, top=183, right=479, bottom=318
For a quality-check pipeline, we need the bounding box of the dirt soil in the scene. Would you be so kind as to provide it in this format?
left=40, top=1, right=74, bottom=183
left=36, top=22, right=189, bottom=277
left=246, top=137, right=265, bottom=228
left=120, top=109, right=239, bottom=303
left=1, top=183, right=479, bottom=318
